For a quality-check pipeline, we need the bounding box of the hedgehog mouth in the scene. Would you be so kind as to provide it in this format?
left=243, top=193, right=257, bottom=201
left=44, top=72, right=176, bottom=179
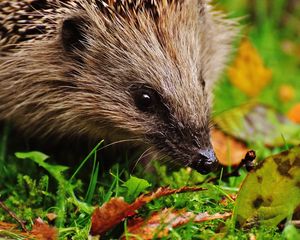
left=153, top=141, right=219, bottom=175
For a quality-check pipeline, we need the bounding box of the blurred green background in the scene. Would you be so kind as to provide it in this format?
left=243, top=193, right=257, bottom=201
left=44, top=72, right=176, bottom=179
left=214, top=0, right=300, bottom=114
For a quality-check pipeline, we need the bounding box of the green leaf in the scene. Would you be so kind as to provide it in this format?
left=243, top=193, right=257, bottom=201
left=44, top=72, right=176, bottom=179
left=233, top=146, right=300, bottom=227
left=121, top=176, right=151, bottom=202
left=214, top=102, right=300, bottom=147
left=15, top=151, right=68, bottom=181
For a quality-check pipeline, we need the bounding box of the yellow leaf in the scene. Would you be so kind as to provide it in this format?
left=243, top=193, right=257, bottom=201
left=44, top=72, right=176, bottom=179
left=233, top=146, right=300, bottom=227
left=228, top=39, right=272, bottom=97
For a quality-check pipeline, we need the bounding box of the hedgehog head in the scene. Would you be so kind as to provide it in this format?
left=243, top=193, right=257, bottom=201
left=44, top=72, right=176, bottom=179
left=0, top=0, right=237, bottom=174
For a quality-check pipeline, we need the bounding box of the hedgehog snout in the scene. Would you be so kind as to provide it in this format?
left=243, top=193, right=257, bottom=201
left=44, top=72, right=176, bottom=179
left=190, top=148, right=219, bottom=175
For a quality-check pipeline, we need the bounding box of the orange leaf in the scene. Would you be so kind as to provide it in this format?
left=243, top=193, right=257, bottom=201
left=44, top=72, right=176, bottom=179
left=0, top=221, right=20, bottom=232
left=90, top=186, right=205, bottom=236
left=31, top=218, right=58, bottom=240
left=287, top=103, right=300, bottom=123
left=91, top=197, right=132, bottom=236
left=211, top=129, right=248, bottom=166
left=228, top=39, right=272, bottom=97
left=0, top=220, right=58, bottom=240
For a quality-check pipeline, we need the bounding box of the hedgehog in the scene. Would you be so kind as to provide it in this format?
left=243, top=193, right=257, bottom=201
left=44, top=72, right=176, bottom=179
left=0, top=0, right=236, bottom=174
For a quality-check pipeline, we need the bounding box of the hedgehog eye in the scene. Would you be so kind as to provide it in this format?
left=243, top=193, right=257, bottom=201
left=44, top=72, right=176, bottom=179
left=131, top=86, right=160, bottom=113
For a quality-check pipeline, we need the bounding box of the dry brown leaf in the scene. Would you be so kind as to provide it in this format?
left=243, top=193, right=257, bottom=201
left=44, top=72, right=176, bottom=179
left=91, top=197, right=132, bottom=235
left=0, top=219, right=57, bottom=240
left=194, top=212, right=232, bottom=223
left=124, top=209, right=231, bottom=239
left=211, top=129, right=248, bottom=166
left=287, top=103, right=300, bottom=123
left=228, top=39, right=272, bottom=97
left=0, top=221, right=20, bottom=232
left=90, top=186, right=205, bottom=236
left=31, top=218, right=58, bottom=240
left=125, top=209, right=192, bottom=239
left=0, top=221, right=28, bottom=239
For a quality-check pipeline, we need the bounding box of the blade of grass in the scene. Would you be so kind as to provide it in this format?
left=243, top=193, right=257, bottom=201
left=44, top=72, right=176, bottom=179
left=272, top=0, right=287, bottom=25
left=70, top=140, right=103, bottom=181
left=0, top=123, right=9, bottom=175
left=103, top=165, right=125, bottom=202
left=85, top=162, right=99, bottom=204
left=84, top=150, right=97, bottom=202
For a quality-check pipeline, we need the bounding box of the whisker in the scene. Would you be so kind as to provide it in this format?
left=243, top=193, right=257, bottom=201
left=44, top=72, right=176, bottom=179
left=97, top=138, right=143, bottom=152
left=131, top=147, right=157, bottom=173
left=140, top=149, right=165, bottom=174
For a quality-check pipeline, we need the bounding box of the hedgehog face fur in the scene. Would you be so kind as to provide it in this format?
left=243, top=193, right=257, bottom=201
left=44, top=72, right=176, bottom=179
left=0, top=0, right=236, bottom=174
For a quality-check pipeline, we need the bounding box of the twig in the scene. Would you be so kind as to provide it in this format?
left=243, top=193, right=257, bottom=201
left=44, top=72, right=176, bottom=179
left=220, top=150, right=256, bottom=178
left=203, top=150, right=256, bottom=184
left=0, top=200, right=28, bottom=232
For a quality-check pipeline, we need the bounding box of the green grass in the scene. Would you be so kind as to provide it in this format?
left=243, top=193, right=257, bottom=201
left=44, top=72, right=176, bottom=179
left=1, top=0, right=300, bottom=239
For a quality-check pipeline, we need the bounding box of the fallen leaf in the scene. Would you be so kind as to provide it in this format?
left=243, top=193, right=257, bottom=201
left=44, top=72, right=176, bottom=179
left=0, top=221, right=20, bottom=232
left=288, top=103, right=300, bottom=124
left=0, top=221, right=26, bottom=239
left=125, top=209, right=192, bottom=239
left=90, top=186, right=205, bottom=236
left=214, top=102, right=300, bottom=147
left=211, top=129, right=248, bottom=166
left=31, top=218, right=58, bottom=240
left=233, top=146, right=300, bottom=228
left=194, top=212, right=232, bottom=223
left=0, top=220, right=58, bottom=240
left=124, top=209, right=231, bottom=239
left=228, top=39, right=272, bottom=97
left=91, top=197, right=132, bottom=236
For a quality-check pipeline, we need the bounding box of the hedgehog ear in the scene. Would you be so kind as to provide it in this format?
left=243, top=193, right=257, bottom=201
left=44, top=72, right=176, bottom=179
left=61, top=17, right=87, bottom=52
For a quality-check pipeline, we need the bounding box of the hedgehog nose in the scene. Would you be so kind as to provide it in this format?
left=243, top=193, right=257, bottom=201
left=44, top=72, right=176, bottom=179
left=191, top=149, right=219, bottom=175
